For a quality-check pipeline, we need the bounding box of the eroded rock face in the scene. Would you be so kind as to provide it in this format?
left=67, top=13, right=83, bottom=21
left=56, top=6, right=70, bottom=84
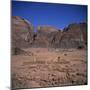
left=61, top=23, right=87, bottom=48
left=31, top=26, right=59, bottom=48
left=12, top=16, right=87, bottom=49
left=45, top=23, right=87, bottom=49
left=79, top=23, right=87, bottom=45
left=12, top=16, right=33, bottom=48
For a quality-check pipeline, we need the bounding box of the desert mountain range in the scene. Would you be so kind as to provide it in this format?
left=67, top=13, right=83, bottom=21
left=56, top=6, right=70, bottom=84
left=12, top=16, right=87, bottom=49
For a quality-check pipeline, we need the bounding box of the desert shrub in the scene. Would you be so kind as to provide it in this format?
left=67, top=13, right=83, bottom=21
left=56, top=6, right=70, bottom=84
left=12, top=47, right=24, bottom=55
left=12, top=47, right=33, bottom=56
left=57, top=56, right=60, bottom=62
left=12, top=47, right=21, bottom=55
left=64, top=53, right=67, bottom=56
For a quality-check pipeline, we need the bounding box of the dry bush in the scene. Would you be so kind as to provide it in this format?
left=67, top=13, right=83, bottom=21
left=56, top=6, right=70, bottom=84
left=12, top=47, right=22, bottom=55
left=12, top=47, right=33, bottom=56
left=64, top=53, right=67, bottom=56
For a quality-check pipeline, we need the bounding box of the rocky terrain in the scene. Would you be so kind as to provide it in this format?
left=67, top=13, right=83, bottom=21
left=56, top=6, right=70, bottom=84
left=12, top=16, right=87, bottom=49
left=11, top=48, right=87, bottom=89
left=11, top=16, right=87, bottom=89
left=12, top=16, right=34, bottom=48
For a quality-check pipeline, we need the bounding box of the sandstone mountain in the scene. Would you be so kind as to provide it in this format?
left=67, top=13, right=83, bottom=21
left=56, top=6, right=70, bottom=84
left=12, top=16, right=33, bottom=48
left=12, top=16, right=87, bottom=49
left=31, top=26, right=59, bottom=47
left=62, top=23, right=87, bottom=48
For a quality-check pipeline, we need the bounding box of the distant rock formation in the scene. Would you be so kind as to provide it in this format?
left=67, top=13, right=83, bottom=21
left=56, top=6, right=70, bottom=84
left=12, top=16, right=33, bottom=48
left=12, top=16, right=87, bottom=49
left=31, top=26, right=59, bottom=47
left=62, top=23, right=87, bottom=48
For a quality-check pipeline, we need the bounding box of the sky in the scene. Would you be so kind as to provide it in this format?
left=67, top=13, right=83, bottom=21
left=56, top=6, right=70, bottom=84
left=12, top=1, right=87, bottom=30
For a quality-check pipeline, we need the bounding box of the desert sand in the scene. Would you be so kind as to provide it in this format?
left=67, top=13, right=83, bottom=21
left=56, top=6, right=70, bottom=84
left=11, top=48, right=87, bottom=89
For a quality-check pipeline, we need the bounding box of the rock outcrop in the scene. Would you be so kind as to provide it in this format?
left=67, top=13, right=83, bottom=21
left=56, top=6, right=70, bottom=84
left=31, top=26, right=59, bottom=48
left=61, top=23, right=87, bottom=48
left=12, top=16, right=87, bottom=49
left=12, top=16, right=33, bottom=48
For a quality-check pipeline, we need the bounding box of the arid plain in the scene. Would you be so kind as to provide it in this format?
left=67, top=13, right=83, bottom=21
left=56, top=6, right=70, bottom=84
left=11, top=48, right=87, bottom=89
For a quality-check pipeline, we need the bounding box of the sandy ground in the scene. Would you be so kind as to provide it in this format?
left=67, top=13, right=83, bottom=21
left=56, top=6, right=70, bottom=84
left=11, top=48, right=87, bottom=89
